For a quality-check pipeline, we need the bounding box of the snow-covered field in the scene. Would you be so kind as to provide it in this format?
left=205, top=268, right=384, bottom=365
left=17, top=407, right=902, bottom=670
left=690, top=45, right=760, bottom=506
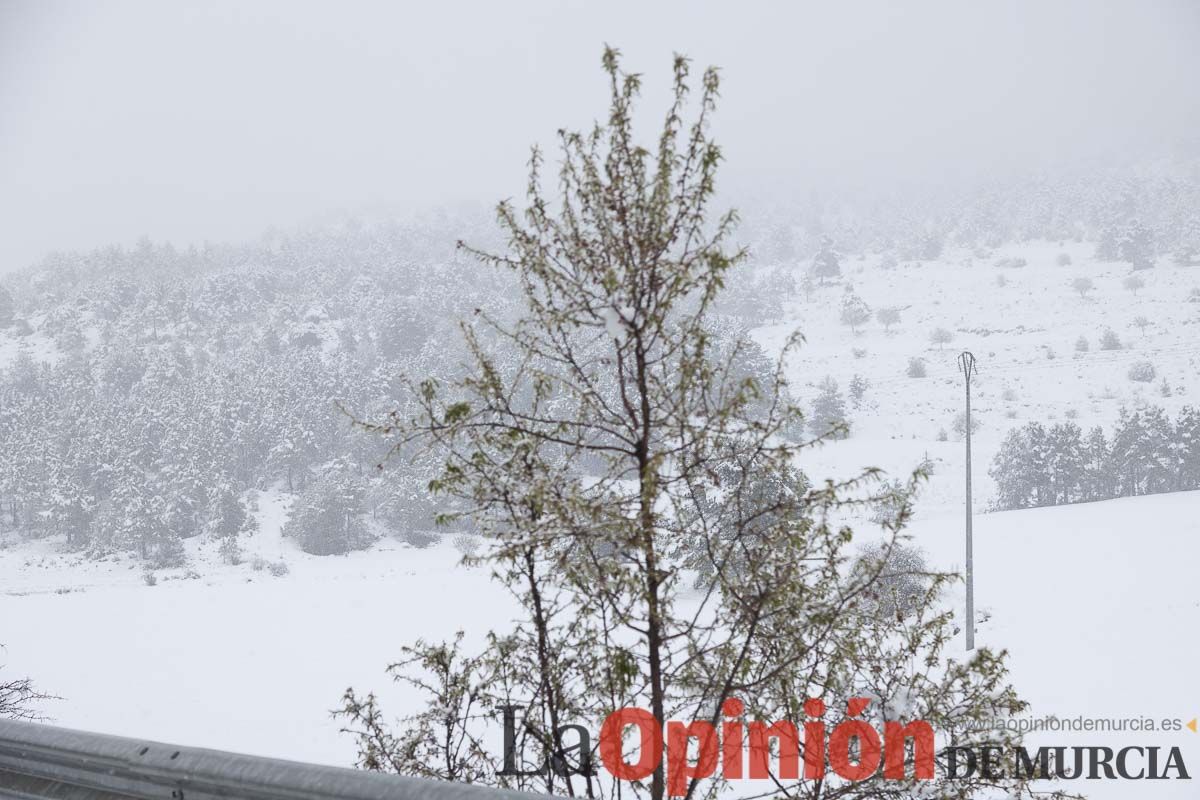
left=2, top=491, right=1197, bottom=798
left=2, top=240, right=1199, bottom=796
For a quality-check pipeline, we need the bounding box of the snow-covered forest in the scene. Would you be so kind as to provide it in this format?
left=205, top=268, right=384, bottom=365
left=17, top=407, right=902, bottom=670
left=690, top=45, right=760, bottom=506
left=1, top=156, right=1199, bottom=569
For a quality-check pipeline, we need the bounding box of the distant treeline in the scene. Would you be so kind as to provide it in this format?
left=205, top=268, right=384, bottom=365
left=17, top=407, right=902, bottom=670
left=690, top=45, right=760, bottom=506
left=989, top=406, right=1200, bottom=510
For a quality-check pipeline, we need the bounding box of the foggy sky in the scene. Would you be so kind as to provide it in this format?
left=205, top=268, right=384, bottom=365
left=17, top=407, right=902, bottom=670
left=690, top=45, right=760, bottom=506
left=2, top=0, right=1198, bottom=274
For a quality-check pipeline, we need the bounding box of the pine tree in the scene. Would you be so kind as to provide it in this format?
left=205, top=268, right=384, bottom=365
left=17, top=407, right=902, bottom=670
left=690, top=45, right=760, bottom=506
left=1175, top=406, right=1200, bottom=491
left=1140, top=406, right=1174, bottom=493
left=1082, top=426, right=1114, bottom=501
left=1046, top=422, right=1085, bottom=504
left=1119, top=218, right=1155, bottom=270
left=1026, top=422, right=1052, bottom=506
left=284, top=466, right=371, bottom=555
left=809, top=236, right=840, bottom=283
left=990, top=427, right=1036, bottom=509
left=1110, top=408, right=1148, bottom=496
left=808, top=375, right=848, bottom=437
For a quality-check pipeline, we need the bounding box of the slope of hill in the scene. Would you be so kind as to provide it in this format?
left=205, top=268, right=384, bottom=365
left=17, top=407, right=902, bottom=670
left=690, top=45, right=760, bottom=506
left=760, top=238, right=1200, bottom=513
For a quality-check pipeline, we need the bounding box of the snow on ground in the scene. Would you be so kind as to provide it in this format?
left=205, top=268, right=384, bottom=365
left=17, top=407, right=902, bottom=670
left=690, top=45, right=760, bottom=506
left=2, top=241, right=1199, bottom=796
left=2, top=492, right=1197, bottom=798
left=761, top=240, right=1200, bottom=511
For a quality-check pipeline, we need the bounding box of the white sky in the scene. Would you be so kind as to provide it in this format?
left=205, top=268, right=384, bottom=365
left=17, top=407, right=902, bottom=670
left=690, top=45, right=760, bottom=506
left=2, top=0, right=1198, bottom=272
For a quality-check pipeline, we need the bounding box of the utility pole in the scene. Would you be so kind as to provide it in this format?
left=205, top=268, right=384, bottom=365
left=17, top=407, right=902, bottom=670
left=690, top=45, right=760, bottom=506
left=958, top=351, right=978, bottom=651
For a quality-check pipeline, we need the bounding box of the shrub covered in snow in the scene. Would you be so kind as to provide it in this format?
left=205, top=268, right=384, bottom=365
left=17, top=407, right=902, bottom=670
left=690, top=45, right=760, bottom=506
left=929, top=327, right=954, bottom=350
left=852, top=542, right=932, bottom=621
left=1127, top=361, right=1156, bottom=382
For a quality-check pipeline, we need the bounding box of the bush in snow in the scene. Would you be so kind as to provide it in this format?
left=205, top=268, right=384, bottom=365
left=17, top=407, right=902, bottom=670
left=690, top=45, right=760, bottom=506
left=1056, top=252, right=1072, bottom=266
left=929, top=327, right=954, bottom=350
left=452, top=534, right=482, bottom=559
left=1075, top=335, right=1089, bottom=353
left=1099, top=328, right=1122, bottom=350
left=839, top=293, right=871, bottom=333
left=217, top=536, right=243, bottom=566
left=852, top=542, right=932, bottom=622
left=876, top=306, right=901, bottom=332
left=1127, top=361, right=1156, bottom=383
left=952, top=411, right=982, bottom=437
left=906, top=357, right=927, bottom=378
left=1123, top=274, right=1145, bottom=295
left=1071, top=277, right=1094, bottom=298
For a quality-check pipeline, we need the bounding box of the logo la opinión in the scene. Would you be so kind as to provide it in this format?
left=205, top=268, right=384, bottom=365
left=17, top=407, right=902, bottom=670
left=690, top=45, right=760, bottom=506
left=500, top=698, right=1191, bottom=793
left=502, top=697, right=933, bottom=795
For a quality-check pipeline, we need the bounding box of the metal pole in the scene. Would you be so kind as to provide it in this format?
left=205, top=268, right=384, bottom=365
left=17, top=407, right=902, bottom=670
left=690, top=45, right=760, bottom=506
left=959, top=351, right=977, bottom=651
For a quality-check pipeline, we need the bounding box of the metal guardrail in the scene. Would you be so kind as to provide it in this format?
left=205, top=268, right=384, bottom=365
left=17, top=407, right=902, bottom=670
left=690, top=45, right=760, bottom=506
left=0, top=718, right=542, bottom=800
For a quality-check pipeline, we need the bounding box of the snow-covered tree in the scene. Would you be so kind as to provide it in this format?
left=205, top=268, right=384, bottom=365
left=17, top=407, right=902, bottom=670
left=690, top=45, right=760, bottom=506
left=809, top=235, right=840, bottom=283
left=809, top=375, right=848, bottom=437
left=929, top=326, right=954, bottom=350
left=876, top=305, right=901, bottom=332
left=1119, top=217, right=1155, bottom=270
left=284, top=466, right=372, bottom=555
left=839, top=292, right=870, bottom=333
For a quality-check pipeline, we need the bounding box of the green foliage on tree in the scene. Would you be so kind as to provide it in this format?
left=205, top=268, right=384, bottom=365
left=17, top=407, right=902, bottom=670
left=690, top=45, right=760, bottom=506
left=340, top=48, right=1047, bottom=800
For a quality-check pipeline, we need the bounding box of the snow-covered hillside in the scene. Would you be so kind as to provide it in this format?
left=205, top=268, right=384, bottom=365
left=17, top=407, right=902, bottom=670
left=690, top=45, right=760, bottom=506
left=2, top=237, right=1198, bottom=797
left=759, top=239, right=1200, bottom=512
left=2, top=491, right=1197, bottom=799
